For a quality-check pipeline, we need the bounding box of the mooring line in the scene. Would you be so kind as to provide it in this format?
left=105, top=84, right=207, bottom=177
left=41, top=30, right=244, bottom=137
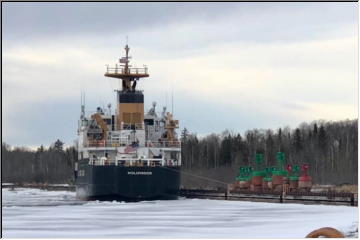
left=160, top=166, right=229, bottom=186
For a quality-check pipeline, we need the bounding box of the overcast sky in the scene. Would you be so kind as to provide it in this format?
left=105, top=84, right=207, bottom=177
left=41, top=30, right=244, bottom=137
left=2, top=2, right=358, bottom=148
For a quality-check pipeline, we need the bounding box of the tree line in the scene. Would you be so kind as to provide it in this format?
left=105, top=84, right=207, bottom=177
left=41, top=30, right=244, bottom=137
left=2, top=119, right=358, bottom=187
left=181, top=119, right=358, bottom=187
left=2, top=140, right=77, bottom=184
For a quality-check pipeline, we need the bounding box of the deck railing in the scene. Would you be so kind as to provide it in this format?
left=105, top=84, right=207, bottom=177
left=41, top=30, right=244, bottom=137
left=85, top=139, right=181, bottom=148
left=106, top=66, right=148, bottom=75
left=88, top=157, right=180, bottom=167
left=145, top=140, right=181, bottom=148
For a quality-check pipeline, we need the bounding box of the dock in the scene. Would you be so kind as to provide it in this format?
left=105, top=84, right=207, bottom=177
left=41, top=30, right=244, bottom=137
left=179, top=188, right=358, bottom=206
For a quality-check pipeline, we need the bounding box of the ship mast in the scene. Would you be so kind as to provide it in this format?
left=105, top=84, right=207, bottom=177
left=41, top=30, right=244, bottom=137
left=124, top=44, right=129, bottom=74
left=104, top=45, right=149, bottom=130
left=105, top=45, right=149, bottom=91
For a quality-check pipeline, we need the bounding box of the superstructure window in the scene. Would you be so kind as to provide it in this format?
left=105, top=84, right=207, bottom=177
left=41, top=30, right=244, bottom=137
left=144, top=119, right=154, bottom=125
left=104, top=119, right=111, bottom=125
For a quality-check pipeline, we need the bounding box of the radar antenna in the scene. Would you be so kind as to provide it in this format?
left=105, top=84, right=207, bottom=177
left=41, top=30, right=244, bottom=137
left=104, top=44, right=149, bottom=91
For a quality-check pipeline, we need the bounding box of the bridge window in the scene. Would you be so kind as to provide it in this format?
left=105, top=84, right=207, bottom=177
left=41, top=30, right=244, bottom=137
left=144, top=119, right=154, bottom=125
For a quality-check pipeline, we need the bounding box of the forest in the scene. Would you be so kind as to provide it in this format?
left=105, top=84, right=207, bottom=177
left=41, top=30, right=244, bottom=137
left=2, top=119, right=358, bottom=187
left=2, top=140, right=77, bottom=184
left=181, top=119, right=358, bottom=188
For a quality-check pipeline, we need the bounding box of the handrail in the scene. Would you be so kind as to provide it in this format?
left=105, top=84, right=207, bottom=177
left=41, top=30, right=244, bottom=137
left=88, top=157, right=180, bottom=167
left=106, top=66, right=148, bottom=75
left=146, top=141, right=181, bottom=148
left=84, top=139, right=181, bottom=148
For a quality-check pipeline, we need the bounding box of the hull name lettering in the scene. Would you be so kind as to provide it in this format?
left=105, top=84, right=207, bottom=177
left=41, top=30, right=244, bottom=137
left=127, top=171, right=152, bottom=175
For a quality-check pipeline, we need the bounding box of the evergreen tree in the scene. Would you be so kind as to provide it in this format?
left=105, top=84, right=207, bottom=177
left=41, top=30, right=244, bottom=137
left=293, top=128, right=302, bottom=152
left=181, top=128, right=189, bottom=141
left=318, top=125, right=327, bottom=153
left=54, top=139, right=64, bottom=152
left=313, top=123, right=318, bottom=135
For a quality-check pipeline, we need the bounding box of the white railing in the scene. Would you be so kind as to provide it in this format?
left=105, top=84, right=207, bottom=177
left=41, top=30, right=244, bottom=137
left=85, top=139, right=129, bottom=147
left=106, top=66, right=148, bottom=75
left=88, top=157, right=180, bottom=167
left=145, top=141, right=181, bottom=148
left=84, top=139, right=181, bottom=148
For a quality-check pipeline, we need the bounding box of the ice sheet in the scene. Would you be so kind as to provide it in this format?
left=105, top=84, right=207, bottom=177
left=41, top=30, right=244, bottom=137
left=2, top=188, right=358, bottom=238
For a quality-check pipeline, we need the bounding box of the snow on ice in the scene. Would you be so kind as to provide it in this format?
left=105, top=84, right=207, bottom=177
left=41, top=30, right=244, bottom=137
left=2, top=188, right=358, bottom=238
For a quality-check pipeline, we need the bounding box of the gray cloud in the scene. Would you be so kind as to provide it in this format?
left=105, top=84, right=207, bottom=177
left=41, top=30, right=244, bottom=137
left=3, top=2, right=357, bottom=46
left=2, top=2, right=358, bottom=147
left=3, top=3, right=239, bottom=40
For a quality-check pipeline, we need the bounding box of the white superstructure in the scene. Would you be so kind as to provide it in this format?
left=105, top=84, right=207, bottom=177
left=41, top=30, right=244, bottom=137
left=77, top=45, right=181, bottom=168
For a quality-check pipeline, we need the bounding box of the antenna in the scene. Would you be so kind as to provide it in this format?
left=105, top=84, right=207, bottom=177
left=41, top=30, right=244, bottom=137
left=165, top=93, right=168, bottom=109
left=126, top=36, right=128, bottom=45
left=80, top=91, right=86, bottom=106
left=107, top=103, right=111, bottom=115
left=80, top=91, right=85, bottom=119
left=171, top=89, right=174, bottom=115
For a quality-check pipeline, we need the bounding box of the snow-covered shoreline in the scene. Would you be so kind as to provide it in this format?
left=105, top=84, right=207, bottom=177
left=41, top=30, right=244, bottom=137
left=2, top=188, right=358, bottom=238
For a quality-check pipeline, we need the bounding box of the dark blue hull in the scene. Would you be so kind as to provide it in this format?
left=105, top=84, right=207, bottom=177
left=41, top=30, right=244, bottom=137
left=75, top=159, right=181, bottom=201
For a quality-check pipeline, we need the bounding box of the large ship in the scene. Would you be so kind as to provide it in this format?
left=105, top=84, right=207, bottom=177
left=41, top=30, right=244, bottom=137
left=75, top=45, right=181, bottom=201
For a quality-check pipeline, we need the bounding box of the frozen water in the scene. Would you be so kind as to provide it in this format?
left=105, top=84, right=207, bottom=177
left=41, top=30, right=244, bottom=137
left=2, top=188, right=358, bottom=238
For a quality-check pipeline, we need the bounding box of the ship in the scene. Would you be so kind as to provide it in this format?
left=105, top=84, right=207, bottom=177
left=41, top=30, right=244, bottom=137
left=75, top=44, right=181, bottom=201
